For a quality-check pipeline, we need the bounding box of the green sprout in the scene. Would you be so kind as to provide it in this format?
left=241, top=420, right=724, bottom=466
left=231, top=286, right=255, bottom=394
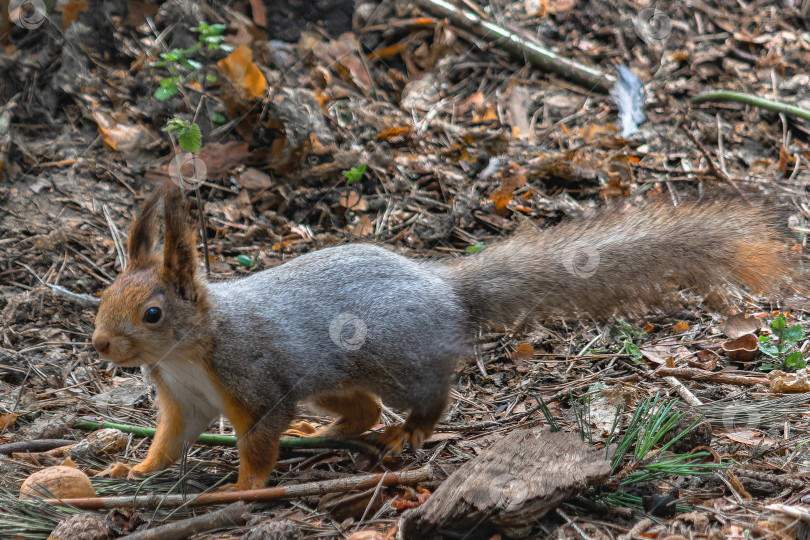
left=608, top=319, right=646, bottom=363
left=162, top=118, right=202, bottom=153
left=150, top=21, right=234, bottom=101
left=342, top=163, right=367, bottom=184
left=759, top=314, right=806, bottom=372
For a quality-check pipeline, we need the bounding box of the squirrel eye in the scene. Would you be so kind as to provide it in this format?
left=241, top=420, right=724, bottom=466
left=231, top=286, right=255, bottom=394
left=142, top=307, right=162, bottom=324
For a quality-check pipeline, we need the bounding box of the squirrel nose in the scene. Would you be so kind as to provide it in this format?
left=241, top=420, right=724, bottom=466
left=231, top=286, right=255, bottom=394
left=93, top=335, right=111, bottom=355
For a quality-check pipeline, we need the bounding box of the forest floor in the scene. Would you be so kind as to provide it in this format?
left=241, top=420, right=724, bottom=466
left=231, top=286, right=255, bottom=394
left=2, top=0, right=810, bottom=538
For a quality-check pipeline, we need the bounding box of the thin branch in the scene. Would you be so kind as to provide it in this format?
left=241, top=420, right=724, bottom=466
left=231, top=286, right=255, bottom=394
left=413, top=0, right=615, bottom=93
left=72, top=418, right=375, bottom=454
left=120, top=501, right=253, bottom=540
left=692, top=90, right=810, bottom=123
left=43, top=465, right=433, bottom=509
left=655, top=367, right=768, bottom=387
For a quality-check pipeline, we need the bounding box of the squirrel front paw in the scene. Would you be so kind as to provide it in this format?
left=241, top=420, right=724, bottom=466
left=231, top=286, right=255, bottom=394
left=95, top=462, right=132, bottom=479
left=218, top=477, right=265, bottom=492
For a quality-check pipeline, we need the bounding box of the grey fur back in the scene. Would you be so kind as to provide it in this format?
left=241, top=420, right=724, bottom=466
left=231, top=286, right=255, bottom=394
left=207, top=244, right=469, bottom=417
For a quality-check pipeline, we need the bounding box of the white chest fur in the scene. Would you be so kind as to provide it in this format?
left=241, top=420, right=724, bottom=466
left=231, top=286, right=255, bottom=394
left=149, top=357, right=225, bottom=442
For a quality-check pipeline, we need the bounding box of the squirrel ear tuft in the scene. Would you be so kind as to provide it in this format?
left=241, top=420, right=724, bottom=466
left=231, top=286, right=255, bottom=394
left=161, top=187, right=199, bottom=300
left=127, top=193, right=161, bottom=269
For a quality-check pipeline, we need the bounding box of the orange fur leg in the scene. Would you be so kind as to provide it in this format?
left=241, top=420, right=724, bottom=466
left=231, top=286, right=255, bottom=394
left=312, top=389, right=382, bottom=437
left=97, top=377, right=185, bottom=480
left=219, top=392, right=281, bottom=491
left=229, top=427, right=280, bottom=491
left=372, top=410, right=441, bottom=456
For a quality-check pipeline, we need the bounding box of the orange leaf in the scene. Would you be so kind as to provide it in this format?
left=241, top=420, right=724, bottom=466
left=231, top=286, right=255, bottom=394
left=218, top=45, right=267, bottom=99
left=391, top=486, right=431, bottom=510
left=0, top=413, right=18, bottom=430
left=672, top=321, right=689, bottom=334
left=367, top=43, right=407, bottom=61
left=375, top=126, right=411, bottom=139
left=489, top=167, right=526, bottom=211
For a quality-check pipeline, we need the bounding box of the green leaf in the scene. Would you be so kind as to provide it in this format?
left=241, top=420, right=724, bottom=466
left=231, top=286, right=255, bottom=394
left=236, top=255, right=254, bottom=268
left=342, top=163, right=367, bottom=184
left=180, top=58, right=203, bottom=70
left=771, top=315, right=787, bottom=332
left=154, top=82, right=179, bottom=100
left=759, top=363, right=780, bottom=372
left=624, top=342, right=643, bottom=363
left=785, top=351, right=806, bottom=370
left=466, top=242, right=484, bottom=254
left=211, top=112, right=226, bottom=124
left=162, top=117, right=188, bottom=133
left=206, top=72, right=218, bottom=83
left=178, top=123, right=202, bottom=153
left=783, top=324, right=805, bottom=343
left=758, top=341, right=780, bottom=358
left=164, top=49, right=184, bottom=62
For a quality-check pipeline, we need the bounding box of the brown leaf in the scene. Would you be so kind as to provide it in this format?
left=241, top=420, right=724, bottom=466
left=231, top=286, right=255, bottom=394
left=56, top=0, right=88, bottom=29
left=248, top=0, right=267, bottom=27
left=690, top=349, right=719, bottom=371
left=724, top=313, right=762, bottom=339
left=353, top=215, right=374, bottom=237
left=489, top=167, right=526, bottom=212
left=93, top=111, right=155, bottom=154
left=513, top=343, right=534, bottom=373
left=721, top=334, right=759, bottom=363
left=237, top=168, right=273, bottom=191
left=196, top=141, right=251, bottom=181
left=641, top=339, right=691, bottom=365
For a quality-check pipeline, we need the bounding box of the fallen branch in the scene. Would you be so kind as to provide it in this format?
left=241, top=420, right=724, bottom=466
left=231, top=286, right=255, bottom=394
left=73, top=418, right=373, bottom=453
left=0, top=439, right=77, bottom=455
left=692, top=90, right=810, bottom=123
left=43, top=465, right=433, bottom=509
left=120, top=501, right=253, bottom=540
left=655, top=367, right=768, bottom=387
left=413, top=0, right=615, bottom=93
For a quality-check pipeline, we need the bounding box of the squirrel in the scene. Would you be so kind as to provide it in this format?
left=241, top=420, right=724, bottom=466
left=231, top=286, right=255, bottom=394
left=92, top=186, right=793, bottom=490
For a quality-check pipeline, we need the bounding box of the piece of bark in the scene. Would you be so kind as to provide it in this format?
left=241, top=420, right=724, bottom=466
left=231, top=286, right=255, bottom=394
left=401, top=429, right=612, bottom=539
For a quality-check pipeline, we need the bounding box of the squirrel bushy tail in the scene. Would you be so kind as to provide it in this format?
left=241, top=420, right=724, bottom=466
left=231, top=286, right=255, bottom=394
left=444, top=198, right=793, bottom=325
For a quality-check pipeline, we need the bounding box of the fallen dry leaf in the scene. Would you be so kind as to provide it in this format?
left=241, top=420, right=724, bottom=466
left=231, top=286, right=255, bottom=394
left=218, top=45, right=267, bottom=99
left=724, top=313, right=762, bottom=339
left=721, top=334, right=759, bottom=363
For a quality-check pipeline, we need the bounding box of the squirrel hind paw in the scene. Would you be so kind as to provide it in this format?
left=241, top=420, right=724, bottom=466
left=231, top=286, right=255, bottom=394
left=95, top=462, right=132, bottom=479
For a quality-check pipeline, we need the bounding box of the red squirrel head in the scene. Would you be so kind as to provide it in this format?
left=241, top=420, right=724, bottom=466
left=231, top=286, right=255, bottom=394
left=92, top=187, right=208, bottom=367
